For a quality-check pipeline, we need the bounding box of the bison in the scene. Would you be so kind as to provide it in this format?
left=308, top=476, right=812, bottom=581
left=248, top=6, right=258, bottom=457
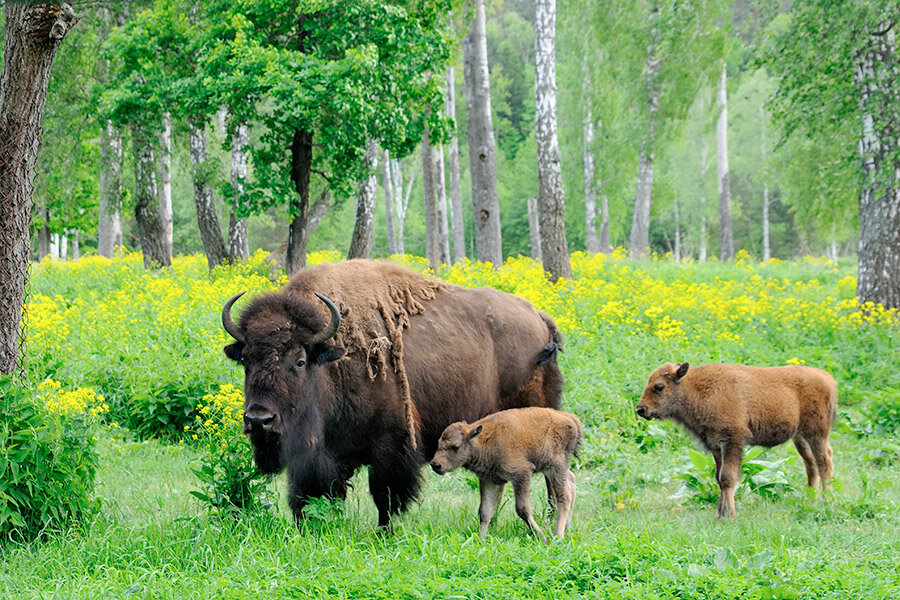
left=636, top=362, right=837, bottom=520
left=221, top=259, right=563, bottom=528
left=430, top=407, right=582, bottom=543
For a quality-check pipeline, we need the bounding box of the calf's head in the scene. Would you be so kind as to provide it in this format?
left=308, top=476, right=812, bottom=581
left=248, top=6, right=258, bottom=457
left=636, top=362, right=689, bottom=420
left=430, top=421, right=483, bottom=475
left=222, top=290, right=345, bottom=473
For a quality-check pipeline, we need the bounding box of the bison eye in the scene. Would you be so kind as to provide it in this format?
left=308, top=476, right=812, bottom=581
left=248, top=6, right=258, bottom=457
left=653, top=383, right=665, bottom=393
left=451, top=444, right=460, bottom=452
left=296, top=358, right=306, bottom=369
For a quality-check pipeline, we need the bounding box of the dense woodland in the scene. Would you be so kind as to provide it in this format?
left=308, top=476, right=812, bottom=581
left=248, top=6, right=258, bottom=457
left=1, top=1, right=899, bottom=313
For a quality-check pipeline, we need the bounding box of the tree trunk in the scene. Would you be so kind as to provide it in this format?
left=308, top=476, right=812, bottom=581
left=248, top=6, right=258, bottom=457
left=98, top=119, right=123, bottom=257
left=463, top=0, right=503, bottom=265
left=599, top=194, right=611, bottom=253
left=0, top=1, right=77, bottom=374
left=421, top=132, right=439, bottom=269
left=38, top=206, right=50, bottom=260
left=435, top=142, right=451, bottom=264
left=528, top=197, right=542, bottom=262
left=304, top=188, right=334, bottom=240
left=855, top=23, right=900, bottom=310
left=132, top=125, right=170, bottom=269
left=228, top=121, right=250, bottom=262
left=392, top=157, right=418, bottom=256
left=674, top=196, right=681, bottom=262
left=159, top=112, right=173, bottom=261
left=717, top=64, right=734, bottom=262
left=286, top=129, right=313, bottom=274
left=382, top=148, right=398, bottom=255
left=582, top=53, right=600, bottom=254
left=71, top=230, right=80, bottom=260
left=446, top=66, right=465, bottom=262
left=534, top=0, right=571, bottom=280
left=630, top=4, right=660, bottom=258
left=189, top=120, right=227, bottom=270
left=348, top=138, right=378, bottom=259
left=699, top=139, right=709, bottom=262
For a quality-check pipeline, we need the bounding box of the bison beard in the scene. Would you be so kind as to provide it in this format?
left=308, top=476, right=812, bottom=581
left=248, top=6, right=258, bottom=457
left=223, top=259, right=564, bottom=528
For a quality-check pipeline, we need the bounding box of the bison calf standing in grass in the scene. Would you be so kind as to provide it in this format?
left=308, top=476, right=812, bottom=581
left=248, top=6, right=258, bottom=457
left=430, top=407, right=582, bottom=543
left=636, top=362, right=837, bottom=520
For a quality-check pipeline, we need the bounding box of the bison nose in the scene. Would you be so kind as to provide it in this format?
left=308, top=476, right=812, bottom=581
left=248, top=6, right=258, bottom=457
left=243, top=412, right=277, bottom=433
left=636, top=405, right=649, bottom=419
left=430, top=461, right=444, bottom=475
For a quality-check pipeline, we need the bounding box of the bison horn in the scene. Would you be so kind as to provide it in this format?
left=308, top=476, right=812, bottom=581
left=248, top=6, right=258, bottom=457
left=309, top=292, right=341, bottom=345
left=221, top=291, right=247, bottom=343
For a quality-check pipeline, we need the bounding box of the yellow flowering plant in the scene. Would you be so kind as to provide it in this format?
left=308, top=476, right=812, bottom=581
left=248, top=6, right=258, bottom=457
left=189, top=385, right=273, bottom=515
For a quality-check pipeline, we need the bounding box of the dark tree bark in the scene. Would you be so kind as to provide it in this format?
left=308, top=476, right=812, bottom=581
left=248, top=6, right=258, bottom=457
left=286, top=128, right=313, bottom=274
left=132, top=124, right=171, bottom=269
left=0, top=1, right=78, bottom=374
left=38, top=207, right=51, bottom=261
left=855, top=22, right=900, bottom=310
left=228, top=122, right=250, bottom=262
left=348, top=138, right=378, bottom=259
left=188, top=120, right=227, bottom=270
left=463, top=0, right=502, bottom=265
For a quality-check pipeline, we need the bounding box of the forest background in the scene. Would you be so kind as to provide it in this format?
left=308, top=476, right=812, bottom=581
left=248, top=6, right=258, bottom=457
left=21, top=0, right=890, bottom=272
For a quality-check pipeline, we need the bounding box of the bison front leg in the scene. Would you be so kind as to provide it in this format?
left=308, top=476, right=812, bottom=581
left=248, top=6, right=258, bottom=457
left=716, top=443, right=743, bottom=521
left=368, top=443, right=424, bottom=530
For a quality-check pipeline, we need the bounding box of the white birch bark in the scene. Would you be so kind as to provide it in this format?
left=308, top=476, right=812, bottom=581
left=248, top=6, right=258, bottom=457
left=382, top=148, right=398, bottom=255
left=534, top=0, right=571, bottom=280
left=421, top=133, right=439, bottom=269
left=159, top=112, right=173, bottom=260
left=463, top=0, right=502, bottom=265
left=716, top=64, right=734, bottom=261
left=528, top=197, right=542, bottom=262
left=582, top=52, right=600, bottom=254
left=855, top=24, right=900, bottom=310
left=630, top=3, right=660, bottom=258
left=446, top=66, right=465, bottom=261
left=228, top=121, right=250, bottom=262
left=435, top=142, right=451, bottom=264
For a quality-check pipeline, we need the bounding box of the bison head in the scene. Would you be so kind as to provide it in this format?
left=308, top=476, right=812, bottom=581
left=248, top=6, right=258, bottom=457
left=430, top=421, right=483, bottom=475
left=222, top=290, right=345, bottom=474
left=636, top=362, right=689, bottom=420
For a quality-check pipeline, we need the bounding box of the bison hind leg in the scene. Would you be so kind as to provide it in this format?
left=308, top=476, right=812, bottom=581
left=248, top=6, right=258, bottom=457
left=368, top=441, right=425, bottom=529
left=792, top=433, right=821, bottom=489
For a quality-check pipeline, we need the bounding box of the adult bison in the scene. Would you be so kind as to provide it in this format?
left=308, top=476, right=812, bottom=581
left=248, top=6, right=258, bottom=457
left=221, top=259, right=563, bottom=528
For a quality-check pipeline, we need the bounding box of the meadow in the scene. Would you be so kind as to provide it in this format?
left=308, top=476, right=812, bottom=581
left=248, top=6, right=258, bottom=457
left=1, top=250, right=899, bottom=599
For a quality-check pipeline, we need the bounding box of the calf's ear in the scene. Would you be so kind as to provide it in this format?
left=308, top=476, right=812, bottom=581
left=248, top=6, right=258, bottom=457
left=224, top=342, right=245, bottom=363
left=675, top=362, right=689, bottom=381
left=311, top=343, right=346, bottom=365
left=467, top=424, right=483, bottom=440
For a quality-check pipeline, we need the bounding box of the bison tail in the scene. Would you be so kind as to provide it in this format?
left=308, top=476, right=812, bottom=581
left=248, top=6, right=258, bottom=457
left=535, top=341, right=560, bottom=366
left=567, top=416, right=584, bottom=458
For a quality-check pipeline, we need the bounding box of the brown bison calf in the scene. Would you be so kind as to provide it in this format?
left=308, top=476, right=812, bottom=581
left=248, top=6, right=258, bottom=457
left=430, top=407, right=583, bottom=543
left=636, top=362, right=837, bottom=520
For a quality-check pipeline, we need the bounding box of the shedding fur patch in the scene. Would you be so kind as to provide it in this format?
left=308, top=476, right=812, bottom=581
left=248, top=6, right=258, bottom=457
left=290, top=260, right=442, bottom=451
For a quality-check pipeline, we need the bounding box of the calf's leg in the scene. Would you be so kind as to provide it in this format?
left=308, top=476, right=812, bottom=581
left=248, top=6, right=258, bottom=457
left=549, top=468, right=576, bottom=539
left=808, top=435, right=834, bottom=491
left=512, top=476, right=549, bottom=544
left=716, top=443, right=743, bottom=521
left=792, top=433, right=820, bottom=489
left=478, top=479, right=505, bottom=538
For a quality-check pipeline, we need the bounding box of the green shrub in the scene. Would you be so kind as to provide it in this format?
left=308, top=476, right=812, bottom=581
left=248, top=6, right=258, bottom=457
left=189, top=385, right=273, bottom=516
left=0, top=377, right=101, bottom=542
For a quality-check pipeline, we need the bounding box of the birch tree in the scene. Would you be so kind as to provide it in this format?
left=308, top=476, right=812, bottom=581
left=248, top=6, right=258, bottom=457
left=445, top=66, right=465, bottom=261
left=716, top=64, right=734, bottom=261
left=463, top=0, right=503, bottom=265
left=382, top=148, right=398, bottom=255
left=348, top=139, right=378, bottom=259
left=534, top=0, right=571, bottom=279
left=159, top=112, right=174, bottom=260
left=228, top=122, right=250, bottom=261
left=581, top=53, right=600, bottom=254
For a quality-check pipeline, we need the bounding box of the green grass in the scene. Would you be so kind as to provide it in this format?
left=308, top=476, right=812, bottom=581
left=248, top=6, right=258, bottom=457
left=4, top=254, right=899, bottom=599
